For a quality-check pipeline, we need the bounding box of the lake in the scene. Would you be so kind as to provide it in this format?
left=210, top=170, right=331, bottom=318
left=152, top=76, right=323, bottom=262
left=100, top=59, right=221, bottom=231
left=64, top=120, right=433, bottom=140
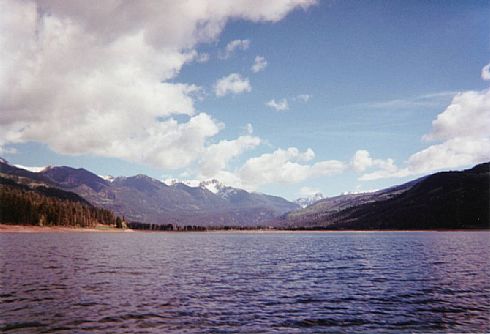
left=1, top=231, right=489, bottom=333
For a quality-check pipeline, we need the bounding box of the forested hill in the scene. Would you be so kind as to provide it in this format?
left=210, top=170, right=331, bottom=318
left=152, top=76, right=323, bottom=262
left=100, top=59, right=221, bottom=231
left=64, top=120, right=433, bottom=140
left=279, top=162, right=490, bottom=230
left=0, top=176, right=119, bottom=228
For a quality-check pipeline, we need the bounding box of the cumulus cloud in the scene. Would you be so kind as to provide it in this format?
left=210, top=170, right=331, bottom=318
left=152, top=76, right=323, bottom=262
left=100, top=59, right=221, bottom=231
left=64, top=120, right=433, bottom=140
left=406, top=137, right=490, bottom=174
left=219, top=39, right=250, bottom=59
left=358, top=165, right=409, bottom=181
left=410, top=89, right=490, bottom=172
left=359, top=88, right=490, bottom=180
left=266, top=95, right=310, bottom=111
left=251, top=56, right=268, bottom=73
left=482, top=63, right=490, bottom=81
left=351, top=150, right=397, bottom=173
left=266, top=98, right=289, bottom=111
left=423, top=90, right=490, bottom=142
left=0, top=0, right=315, bottom=169
left=352, top=150, right=404, bottom=181
left=199, top=135, right=261, bottom=178
left=238, top=147, right=346, bottom=188
left=351, top=150, right=373, bottom=172
left=214, top=73, right=251, bottom=97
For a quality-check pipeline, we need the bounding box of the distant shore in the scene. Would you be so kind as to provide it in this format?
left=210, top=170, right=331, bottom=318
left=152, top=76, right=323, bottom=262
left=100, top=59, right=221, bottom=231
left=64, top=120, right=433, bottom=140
left=0, top=224, right=488, bottom=233
left=0, top=224, right=134, bottom=233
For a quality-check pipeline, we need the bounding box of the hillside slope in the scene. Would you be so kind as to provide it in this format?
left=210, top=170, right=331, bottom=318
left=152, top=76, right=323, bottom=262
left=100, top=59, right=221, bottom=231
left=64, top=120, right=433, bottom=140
left=0, top=176, right=117, bottom=227
left=280, top=163, right=489, bottom=229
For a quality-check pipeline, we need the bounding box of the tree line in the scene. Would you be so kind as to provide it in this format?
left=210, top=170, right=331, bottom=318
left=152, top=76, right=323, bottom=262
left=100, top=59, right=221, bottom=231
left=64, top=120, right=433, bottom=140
left=0, top=177, right=120, bottom=228
left=127, top=221, right=275, bottom=231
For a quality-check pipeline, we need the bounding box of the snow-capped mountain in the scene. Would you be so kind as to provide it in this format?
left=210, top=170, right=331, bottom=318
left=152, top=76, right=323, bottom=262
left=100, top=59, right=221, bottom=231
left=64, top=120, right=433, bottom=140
left=164, top=178, right=228, bottom=194
left=1, top=159, right=300, bottom=227
left=164, top=178, right=200, bottom=187
left=199, top=179, right=226, bottom=194
left=294, top=192, right=325, bottom=208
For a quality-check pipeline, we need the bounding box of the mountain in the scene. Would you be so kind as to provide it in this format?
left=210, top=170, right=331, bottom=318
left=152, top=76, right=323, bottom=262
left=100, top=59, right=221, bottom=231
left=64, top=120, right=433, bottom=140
left=163, top=178, right=298, bottom=216
left=0, top=159, right=298, bottom=226
left=5, top=157, right=487, bottom=229
left=294, top=193, right=325, bottom=208
left=279, top=163, right=489, bottom=230
left=0, top=158, right=54, bottom=185
left=41, top=166, right=109, bottom=192
left=0, top=175, right=117, bottom=227
left=198, top=179, right=226, bottom=194
left=284, top=178, right=423, bottom=227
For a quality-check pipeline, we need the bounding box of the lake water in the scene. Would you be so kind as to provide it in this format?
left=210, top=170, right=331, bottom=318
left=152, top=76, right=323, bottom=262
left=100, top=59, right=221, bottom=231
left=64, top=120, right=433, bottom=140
left=1, top=231, right=489, bottom=333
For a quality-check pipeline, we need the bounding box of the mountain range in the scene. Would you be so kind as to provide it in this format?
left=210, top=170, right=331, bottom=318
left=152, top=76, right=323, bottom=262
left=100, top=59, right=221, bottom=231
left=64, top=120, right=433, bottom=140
left=1, top=158, right=488, bottom=229
left=0, top=159, right=299, bottom=226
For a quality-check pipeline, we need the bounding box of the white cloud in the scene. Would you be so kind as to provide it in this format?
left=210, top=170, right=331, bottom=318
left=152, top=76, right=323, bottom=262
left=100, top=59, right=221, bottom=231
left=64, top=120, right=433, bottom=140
left=412, top=89, right=490, bottom=173
left=266, top=98, right=289, bottom=111
left=360, top=88, right=490, bottom=180
left=481, top=63, right=490, bottom=81
left=0, top=0, right=315, bottom=169
left=163, top=178, right=201, bottom=187
left=251, top=56, right=268, bottom=73
left=351, top=150, right=373, bottom=172
left=238, top=147, right=346, bottom=188
left=219, top=39, right=250, bottom=59
left=423, top=89, right=490, bottom=142
left=359, top=166, right=409, bottom=181
left=406, top=137, right=490, bottom=174
left=199, top=135, right=261, bottom=178
left=215, top=73, right=251, bottom=97
left=352, top=150, right=404, bottom=181
left=295, top=94, right=311, bottom=102
left=265, top=95, right=310, bottom=111
left=351, top=150, right=397, bottom=173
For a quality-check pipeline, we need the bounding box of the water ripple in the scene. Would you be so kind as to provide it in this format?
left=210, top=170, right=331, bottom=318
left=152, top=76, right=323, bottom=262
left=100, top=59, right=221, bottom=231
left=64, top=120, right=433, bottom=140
left=0, top=231, right=489, bottom=333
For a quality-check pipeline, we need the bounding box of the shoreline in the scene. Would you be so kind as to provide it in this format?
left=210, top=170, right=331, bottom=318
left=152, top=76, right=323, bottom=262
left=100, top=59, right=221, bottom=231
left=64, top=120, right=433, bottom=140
left=0, top=224, right=488, bottom=233
left=0, top=224, right=135, bottom=233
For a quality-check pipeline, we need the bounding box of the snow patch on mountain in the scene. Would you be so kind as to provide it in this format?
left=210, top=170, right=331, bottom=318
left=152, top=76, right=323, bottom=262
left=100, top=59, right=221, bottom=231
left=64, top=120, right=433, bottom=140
left=164, top=178, right=228, bottom=194
left=164, top=178, right=201, bottom=187
left=294, top=193, right=325, bottom=208
left=14, top=164, right=47, bottom=173
left=100, top=175, right=115, bottom=182
left=215, top=186, right=241, bottom=200
left=199, top=179, right=226, bottom=194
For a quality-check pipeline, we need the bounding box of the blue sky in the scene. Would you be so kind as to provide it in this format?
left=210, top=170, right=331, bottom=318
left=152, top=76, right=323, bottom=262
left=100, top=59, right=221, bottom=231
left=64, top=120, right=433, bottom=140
left=1, top=0, right=489, bottom=200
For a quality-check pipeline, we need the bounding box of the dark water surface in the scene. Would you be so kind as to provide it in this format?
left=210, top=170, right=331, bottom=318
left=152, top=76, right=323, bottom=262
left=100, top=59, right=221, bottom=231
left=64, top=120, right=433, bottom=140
left=1, top=231, right=489, bottom=333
